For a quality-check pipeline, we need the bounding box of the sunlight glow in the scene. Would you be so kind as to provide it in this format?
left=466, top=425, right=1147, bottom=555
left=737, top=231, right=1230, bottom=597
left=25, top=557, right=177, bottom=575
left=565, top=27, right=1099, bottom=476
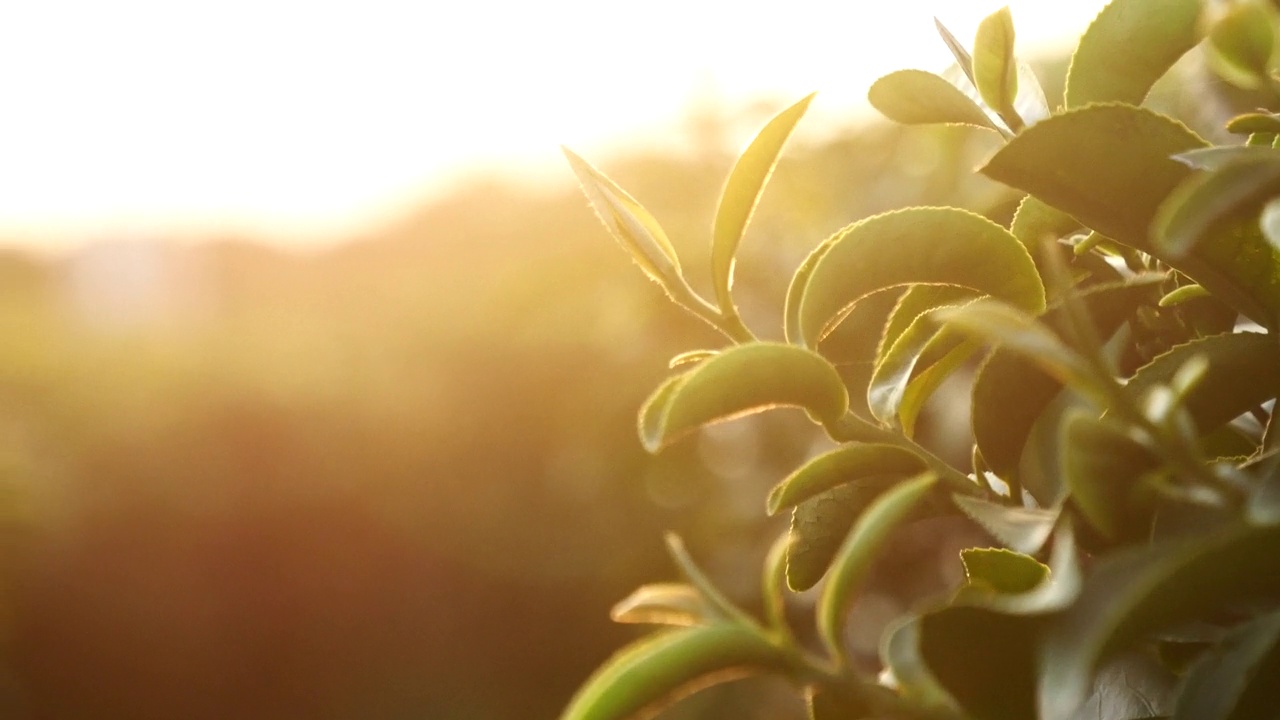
left=0, top=1, right=1109, bottom=249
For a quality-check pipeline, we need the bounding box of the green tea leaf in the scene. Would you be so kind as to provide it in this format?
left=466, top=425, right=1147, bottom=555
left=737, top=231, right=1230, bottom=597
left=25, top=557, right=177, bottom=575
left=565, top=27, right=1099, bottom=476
left=934, top=18, right=977, bottom=90
left=1061, top=411, right=1158, bottom=542
left=1040, top=522, right=1280, bottom=720
left=961, top=547, right=1049, bottom=594
left=798, top=207, right=1044, bottom=346
left=1010, top=195, right=1082, bottom=251
left=1012, top=60, right=1050, bottom=128
left=563, top=147, right=682, bottom=285
left=869, top=307, right=975, bottom=429
left=817, top=472, right=937, bottom=656
left=1072, top=651, right=1177, bottom=720
left=767, top=443, right=928, bottom=515
left=712, top=94, right=814, bottom=313
left=896, top=339, right=977, bottom=438
left=787, top=483, right=870, bottom=592
left=867, top=70, right=1000, bottom=132
left=785, top=231, right=840, bottom=346
left=919, top=605, right=1039, bottom=720
left=1064, top=0, right=1201, bottom=108
left=639, top=343, right=848, bottom=452
left=1158, top=284, right=1210, bottom=307
left=973, top=7, right=1019, bottom=126
left=1227, top=112, right=1280, bottom=135
left=981, top=103, right=1280, bottom=328
left=1124, top=332, right=1280, bottom=434
left=880, top=285, right=979, bottom=361
left=559, top=624, right=787, bottom=720
left=1175, top=608, right=1280, bottom=720
left=1154, top=155, right=1280, bottom=257
left=1173, top=144, right=1280, bottom=171
left=1207, top=1, right=1276, bottom=89
left=611, top=584, right=710, bottom=627
left=881, top=615, right=964, bottom=713
left=953, top=496, right=1057, bottom=554
left=970, top=277, right=1162, bottom=481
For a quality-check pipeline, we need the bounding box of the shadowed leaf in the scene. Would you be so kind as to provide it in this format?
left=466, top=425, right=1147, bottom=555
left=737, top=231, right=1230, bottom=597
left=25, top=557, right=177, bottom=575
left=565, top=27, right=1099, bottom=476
left=767, top=443, right=928, bottom=514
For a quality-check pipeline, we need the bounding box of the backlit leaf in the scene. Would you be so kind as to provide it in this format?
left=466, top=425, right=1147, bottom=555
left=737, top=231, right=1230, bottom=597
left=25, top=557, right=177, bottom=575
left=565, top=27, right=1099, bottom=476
left=1010, top=195, right=1082, bottom=251
left=1064, top=0, right=1201, bottom=108
left=981, top=103, right=1280, bottom=327
left=961, top=547, right=1049, bottom=594
left=1227, top=112, right=1280, bottom=135
left=953, top=495, right=1057, bottom=554
left=798, top=207, right=1044, bottom=346
left=611, top=584, right=710, bottom=627
left=639, top=343, right=848, bottom=452
left=767, top=443, right=928, bottom=514
left=817, top=472, right=937, bottom=656
left=868, top=70, right=1000, bottom=132
left=563, top=147, right=682, bottom=285
left=935, top=17, right=977, bottom=89
left=973, top=7, right=1019, bottom=126
left=869, top=306, right=975, bottom=429
left=559, top=624, right=788, bottom=720
left=712, top=94, right=814, bottom=312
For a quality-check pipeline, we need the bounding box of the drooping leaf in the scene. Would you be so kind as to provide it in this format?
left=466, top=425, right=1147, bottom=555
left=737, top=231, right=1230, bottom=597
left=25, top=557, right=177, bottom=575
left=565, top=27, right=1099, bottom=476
left=639, top=343, right=848, bottom=452
left=1175, top=608, right=1280, bottom=720
left=559, top=624, right=788, bottom=720
left=798, top=208, right=1044, bottom=346
left=767, top=443, right=928, bottom=514
left=1154, top=154, right=1280, bottom=257
left=1123, top=332, right=1280, bottom=434
left=1064, top=0, right=1202, bottom=108
left=961, top=547, right=1049, bottom=594
left=1227, top=112, right=1280, bottom=136
left=563, top=147, right=682, bottom=285
left=867, top=70, right=1001, bottom=132
left=881, top=615, right=964, bottom=713
left=817, top=472, right=937, bottom=656
left=712, top=94, right=815, bottom=313
left=972, top=7, right=1019, bottom=127
left=1061, top=411, right=1158, bottom=543
left=952, top=495, right=1057, bottom=554
left=981, top=103, right=1280, bottom=327
left=1040, top=522, right=1280, bottom=720
left=611, top=584, right=710, bottom=627
left=1206, top=1, right=1277, bottom=89
left=971, top=278, right=1160, bottom=481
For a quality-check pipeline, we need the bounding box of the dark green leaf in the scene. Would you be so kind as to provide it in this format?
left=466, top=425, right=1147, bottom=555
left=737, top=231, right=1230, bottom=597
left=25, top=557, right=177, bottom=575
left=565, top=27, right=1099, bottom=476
left=817, top=472, right=937, bottom=655
left=1040, top=522, right=1280, bottom=720
left=973, top=7, right=1019, bottom=126
left=559, top=625, right=788, bottom=720
left=563, top=147, right=682, bottom=285
left=767, top=443, right=927, bottom=515
left=1062, top=411, right=1158, bottom=542
left=981, top=103, right=1280, bottom=327
left=953, top=495, right=1057, bottom=554
left=881, top=615, right=963, bottom=713
left=639, top=343, right=848, bottom=452
left=611, top=584, right=710, bottom=627
left=798, top=207, right=1044, bottom=346
left=1070, top=651, right=1177, bottom=720
left=785, top=231, right=840, bottom=346
left=1154, top=155, right=1280, bottom=257
left=787, top=484, right=868, bottom=592
left=867, top=70, right=1001, bottom=132
left=961, top=547, right=1049, bottom=594
left=712, top=94, right=814, bottom=312
left=1064, top=0, right=1202, bottom=108
left=1175, top=608, right=1280, bottom=720
left=920, top=605, right=1039, bottom=720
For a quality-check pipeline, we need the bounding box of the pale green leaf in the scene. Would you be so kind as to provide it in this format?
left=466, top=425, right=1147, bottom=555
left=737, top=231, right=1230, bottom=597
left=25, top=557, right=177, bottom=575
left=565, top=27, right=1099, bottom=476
left=784, top=231, right=839, bottom=345
left=934, top=17, right=977, bottom=90
left=767, top=443, right=928, bottom=515
left=559, top=624, right=787, bottom=720
left=1010, top=195, right=1081, bottom=251
left=611, top=584, right=710, bottom=627
left=797, top=207, right=1044, bottom=346
left=638, top=343, right=848, bottom=452
left=867, top=70, right=1000, bottom=132
left=817, top=472, right=937, bottom=657
left=1064, top=0, right=1202, bottom=108
left=563, top=147, right=682, bottom=284
left=1227, top=112, right=1280, bottom=135
left=712, top=94, right=814, bottom=312
left=973, top=7, right=1019, bottom=125
left=896, top=339, right=977, bottom=438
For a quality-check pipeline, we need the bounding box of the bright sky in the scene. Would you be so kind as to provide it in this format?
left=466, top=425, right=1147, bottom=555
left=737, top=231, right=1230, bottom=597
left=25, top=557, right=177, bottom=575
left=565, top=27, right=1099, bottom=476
left=0, top=1, right=1110, bottom=250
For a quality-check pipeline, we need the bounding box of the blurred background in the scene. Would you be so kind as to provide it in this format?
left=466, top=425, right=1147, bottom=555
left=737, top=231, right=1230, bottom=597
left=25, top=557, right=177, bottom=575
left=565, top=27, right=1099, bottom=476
left=0, top=1, right=1236, bottom=718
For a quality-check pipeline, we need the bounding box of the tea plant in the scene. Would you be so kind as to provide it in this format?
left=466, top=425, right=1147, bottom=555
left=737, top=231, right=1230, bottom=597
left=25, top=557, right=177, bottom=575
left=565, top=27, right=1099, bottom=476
left=561, top=1, right=1280, bottom=718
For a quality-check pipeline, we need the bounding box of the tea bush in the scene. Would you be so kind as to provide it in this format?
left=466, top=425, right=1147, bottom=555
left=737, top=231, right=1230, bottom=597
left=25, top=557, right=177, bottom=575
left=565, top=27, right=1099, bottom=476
left=561, top=1, right=1280, bottom=719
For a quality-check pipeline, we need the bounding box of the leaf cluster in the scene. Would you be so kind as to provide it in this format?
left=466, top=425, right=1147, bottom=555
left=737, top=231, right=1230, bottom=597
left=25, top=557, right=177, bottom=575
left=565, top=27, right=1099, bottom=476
left=561, top=2, right=1280, bottom=719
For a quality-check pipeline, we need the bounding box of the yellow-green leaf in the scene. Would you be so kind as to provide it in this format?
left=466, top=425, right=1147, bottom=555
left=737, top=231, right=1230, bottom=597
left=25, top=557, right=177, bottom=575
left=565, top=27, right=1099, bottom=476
left=767, top=443, right=928, bottom=515
left=1207, top=1, right=1277, bottom=89
left=712, top=94, right=814, bottom=312
left=638, top=343, right=848, bottom=452
left=1064, top=0, right=1202, bottom=108
left=817, top=472, right=937, bottom=657
left=563, top=147, right=682, bottom=285
left=1155, top=155, right=1280, bottom=257
left=973, top=7, right=1019, bottom=126
left=867, top=70, right=1000, bottom=132
left=797, top=207, right=1044, bottom=346
left=611, top=584, right=710, bottom=627
left=961, top=547, right=1049, bottom=594
left=1227, top=112, right=1280, bottom=135
left=868, top=308, right=974, bottom=429
left=981, top=103, right=1280, bottom=328
left=559, top=625, right=787, bottom=720
left=1010, top=195, right=1082, bottom=252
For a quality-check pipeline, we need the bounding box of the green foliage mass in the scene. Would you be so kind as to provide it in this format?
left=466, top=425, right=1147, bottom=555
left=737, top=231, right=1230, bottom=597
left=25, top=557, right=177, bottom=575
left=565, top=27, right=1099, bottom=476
left=563, top=2, right=1280, bottom=719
